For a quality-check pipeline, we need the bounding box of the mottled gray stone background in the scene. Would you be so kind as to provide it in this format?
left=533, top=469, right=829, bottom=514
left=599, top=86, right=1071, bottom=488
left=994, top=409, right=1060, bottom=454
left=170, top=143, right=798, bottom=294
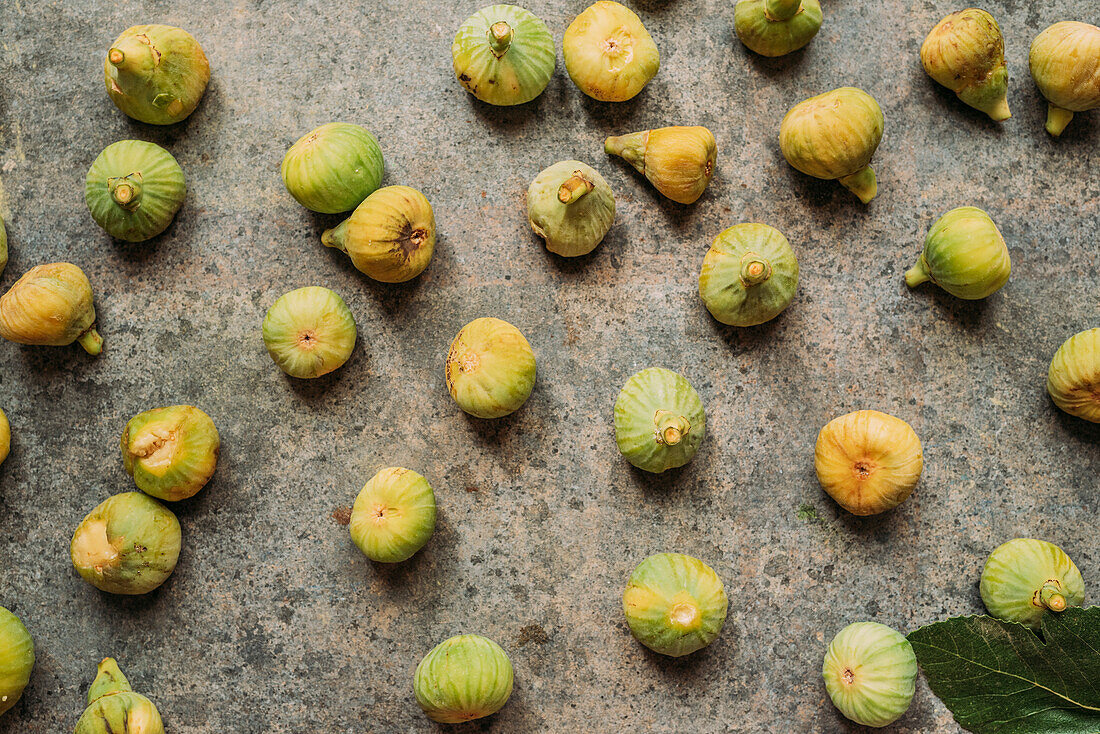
left=0, top=0, right=1097, bottom=731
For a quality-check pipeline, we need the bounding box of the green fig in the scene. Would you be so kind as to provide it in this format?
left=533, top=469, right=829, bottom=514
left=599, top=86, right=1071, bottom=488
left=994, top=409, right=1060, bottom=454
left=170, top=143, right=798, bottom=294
left=446, top=317, right=536, bottom=419
left=622, top=553, right=728, bottom=657
left=1047, top=327, right=1100, bottom=423
left=74, top=658, right=164, bottom=734
left=980, top=538, right=1084, bottom=629
left=734, top=0, right=823, bottom=57
left=452, top=4, right=556, bottom=106
left=823, top=622, right=917, bottom=727
left=563, top=1, right=659, bottom=102
left=905, top=206, right=1010, bottom=300
left=105, top=24, right=209, bottom=125
left=604, top=126, right=717, bottom=205
left=614, top=367, right=705, bottom=473
left=85, top=140, right=186, bottom=242
left=527, top=160, right=615, bottom=257
left=698, top=223, right=799, bottom=326
left=262, top=286, right=357, bottom=379
left=779, top=87, right=884, bottom=203
left=281, top=123, right=384, bottom=214
left=0, top=607, right=34, bottom=716
left=0, top=263, right=102, bottom=355
left=921, top=9, right=1011, bottom=121
left=414, top=635, right=513, bottom=723
left=70, top=492, right=181, bottom=595
left=350, top=467, right=437, bottom=563
left=121, top=406, right=220, bottom=501
left=1029, top=21, right=1100, bottom=136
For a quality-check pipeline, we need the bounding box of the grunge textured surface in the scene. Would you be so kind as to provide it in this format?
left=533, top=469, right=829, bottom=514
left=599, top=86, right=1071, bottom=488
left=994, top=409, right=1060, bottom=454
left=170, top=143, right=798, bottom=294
left=0, top=1, right=1096, bottom=732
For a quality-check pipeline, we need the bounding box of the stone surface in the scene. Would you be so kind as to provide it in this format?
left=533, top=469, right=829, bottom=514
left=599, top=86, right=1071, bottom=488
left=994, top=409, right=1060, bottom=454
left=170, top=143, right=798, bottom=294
left=0, top=1, right=1097, bottom=732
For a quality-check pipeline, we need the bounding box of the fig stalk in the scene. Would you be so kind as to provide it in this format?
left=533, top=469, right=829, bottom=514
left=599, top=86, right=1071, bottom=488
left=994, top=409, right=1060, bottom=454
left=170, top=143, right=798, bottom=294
left=108, top=175, right=143, bottom=211
left=558, top=173, right=595, bottom=204
left=604, top=133, right=645, bottom=168
left=488, top=21, right=514, bottom=57
left=904, top=261, right=930, bottom=287
left=77, top=327, right=104, bottom=356
left=1039, top=583, right=1067, bottom=612
left=837, top=166, right=877, bottom=205
left=654, top=410, right=690, bottom=446
left=320, top=220, right=350, bottom=252
left=765, top=0, right=802, bottom=22
left=739, top=253, right=773, bottom=287
left=1045, top=105, right=1075, bottom=137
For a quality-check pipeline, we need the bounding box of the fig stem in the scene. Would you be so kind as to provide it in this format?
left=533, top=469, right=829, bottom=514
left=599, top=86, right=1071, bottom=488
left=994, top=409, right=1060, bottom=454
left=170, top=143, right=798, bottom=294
left=1045, top=104, right=1074, bottom=137
left=1039, top=583, right=1068, bottom=612
left=604, top=132, right=647, bottom=175
left=765, top=0, right=802, bottom=21
left=654, top=410, right=690, bottom=447
left=108, top=48, right=126, bottom=66
left=558, top=173, right=595, bottom=204
left=488, top=21, right=514, bottom=57
left=108, top=175, right=143, bottom=211
left=321, top=220, right=349, bottom=253
left=905, top=258, right=931, bottom=288
left=837, top=165, right=877, bottom=204
left=739, top=252, right=772, bottom=287
left=78, top=327, right=103, bottom=357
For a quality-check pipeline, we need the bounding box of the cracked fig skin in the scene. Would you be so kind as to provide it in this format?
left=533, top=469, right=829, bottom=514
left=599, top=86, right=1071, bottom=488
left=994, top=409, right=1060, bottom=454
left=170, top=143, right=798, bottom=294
left=281, top=123, right=384, bottom=214
left=446, top=317, right=536, bottom=419
left=905, top=206, right=1010, bottom=300
left=350, top=467, right=437, bottom=563
left=104, top=24, right=210, bottom=125
left=75, top=658, right=164, bottom=734
left=623, top=553, right=728, bottom=657
left=699, top=223, right=799, bottom=326
left=605, top=126, right=717, bottom=205
left=322, top=185, right=435, bottom=283
left=452, top=5, right=556, bottom=106
left=823, top=622, right=917, bottom=727
left=414, top=635, right=513, bottom=723
left=1030, top=22, right=1100, bottom=136
left=779, top=87, right=884, bottom=203
left=734, top=0, right=823, bottom=58
left=0, top=606, right=34, bottom=716
left=70, top=492, right=181, bottom=595
left=85, top=140, right=186, bottom=242
left=527, top=160, right=616, bottom=257
left=0, top=263, right=103, bottom=355
left=563, top=1, right=659, bottom=102
left=980, top=538, right=1085, bottom=630
left=122, top=405, right=220, bottom=501
left=614, top=368, right=705, bottom=473
left=921, top=9, right=1011, bottom=122
left=1047, top=328, right=1100, bottom=422
left=815, top=410, right=922, bottom=516
left=262, top=286, right=357, bottom=379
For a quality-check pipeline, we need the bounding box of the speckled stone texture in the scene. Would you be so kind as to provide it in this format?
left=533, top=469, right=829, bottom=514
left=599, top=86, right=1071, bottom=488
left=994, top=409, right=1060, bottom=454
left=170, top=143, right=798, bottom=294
left=0, top=1, right=1097, bottom=732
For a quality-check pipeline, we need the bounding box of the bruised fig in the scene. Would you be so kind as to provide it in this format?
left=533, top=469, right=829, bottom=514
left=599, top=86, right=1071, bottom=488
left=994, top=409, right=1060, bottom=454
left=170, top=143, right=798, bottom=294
left=414, top=634, right=513, bottom=723
left=281, top=123, right=384, bottom=214
left=614, top=368, right=705, bottom=473
left=1030, top=22, right=1100, bottom=136
left=734, top=0, right=823, bottom=57
left=527, top=160, right=616, bottom=257
left=121, top=406, right=220, bottom=501
left=1047, top=327, right=1100, bottom=423
left=823, top=622, right=917, bottom=727
left=980, top=538, right=1085, bottom=629
left=446, top=317, right=536, bottom=419
left=921, top=9, right=1011, bottom=121
left=74, top=658, right=164, bottom=734
left=322, top=185, right=436, bottom=283
left=605, top=126, right=717, bottom=204
left=0, top=263, right=102, bottom=355
left=563, top=1, right=659, bottom=102
left=452, top=4, right=556, bottom=106
left=85, top=140, right=186, bottom=242
left=104, top=25, right=210, bottom=125
left=262, top=286, right=357, bottom=379
left=622, top=553, right=728, bottom=657
left=698, top=223, right=799, bottom=326
left=350, top=467, right=437, bottom=563
left=0, top=606, right=34, bottom=716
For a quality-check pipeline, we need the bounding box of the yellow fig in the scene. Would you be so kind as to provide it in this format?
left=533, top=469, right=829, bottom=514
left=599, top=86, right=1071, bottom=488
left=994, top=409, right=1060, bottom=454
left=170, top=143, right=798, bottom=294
left=0, top=263, right=102, bottom=355
left=605, top=126, right=717, bottom=204
left=1029, top=21, right=1100, bottom=136
left=1047, top=327, right=1100, bottom=423
left=921, top=9, right=1011, bottom=121
left=563, top=1, right=660, bottom=102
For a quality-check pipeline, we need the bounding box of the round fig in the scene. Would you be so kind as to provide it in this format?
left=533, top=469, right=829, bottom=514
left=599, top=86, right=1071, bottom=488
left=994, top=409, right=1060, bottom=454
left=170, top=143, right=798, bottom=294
left=0, top=606, right=34, bottom=716
left=563, top=1, right=659, bottom=102
left=121, top=405, right=220, bottom=501
left=905, top=206, right=1010, bottom=300
left=823, top=621, right=917, bottom=727
left=350, top=467, right=437, bottom=563
left=1047, top=327, right=1100, bottom=423
left=446, top=317, right=536, bottom=419
left=734, top=0, right=822, bottom=57
left=104, top=24, right=209, bottom=125
left=414, top=634, right=513, bottom=723
left=921, top=9, right=1011, bottom=121
left=614, top=367, right=705, bottom=473
left=698, top=223, right=799, bottom=326
left=980, top=538, right=1084, bottom=629
left=262, top=286, right=357, bottom=379
left=604, top=126, right=717, bottom=205
left=74, top=658, right=164, bottom=734
left=281, top=123, right=384, bottom=213
left=1029, top=22, right=1100, bottom=136
left=0, top=263, right=102, bottom=355
left=85, top=140, right=186, bottom=242
left=452, top=4, right=556, bottom=106
left=527, top=160, right=615, bottom=257
left=622, top=553, right=728, bottom=657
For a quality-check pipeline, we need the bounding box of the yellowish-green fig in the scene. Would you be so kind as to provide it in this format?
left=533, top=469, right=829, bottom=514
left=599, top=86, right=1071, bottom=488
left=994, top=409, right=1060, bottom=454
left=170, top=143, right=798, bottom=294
left=452, top=5, right=556, bottom=106
left=623, top=553, right=728, bottom=657
left=446, top=317, right=536, bottom=419
left=262, top=286, right=357, bottom=379
left=527, top=160, right=616, bottom=257
left=734, top=0, right=822, bottom=57
left=563, top=1, right=659, bottom=102
left=1047, top=328, right=1100, bottom=422
left=605, top=126, right=717, bottom=204
left=0, top=408, right=9, bottom=467
left=74, top=658, right=164, bottom=734
left=0, top=263, right=102, bottom=355
left=615, top=367, right=706, bottom=473
left=905, top=206, right=1010, bottom=300
left=70, top=492, right=181, bottom=595
left=350, top=467, right=437, bottom=563
left=980, top=538, right=1084, bottom=629
left=779, top=87, right=884, bottom=203
left=0, top=606, right=34, bottom=716
left=815, top=410, right=923, bottom=516
left=121, top=405, right=220, bottom=501
left=823, top=622, right=917, bottom=727
left=85, top=140, right=187, bottom=242
left=281, top=123, right=384, bottom=213
left=1029, top=21, right=1100, bottom=136
left=414, top=634, right=513, bottom=723
left=921, top=9, right=1011, bottom=121
left=699, top=223, right=799, bottom=326
left=104, top=25, right=210, bottom=125
left=322, top=185, right=435, bottom=283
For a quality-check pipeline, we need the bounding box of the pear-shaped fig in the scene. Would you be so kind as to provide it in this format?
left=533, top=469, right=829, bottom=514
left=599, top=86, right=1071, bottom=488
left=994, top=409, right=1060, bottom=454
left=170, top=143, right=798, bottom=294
left=350, top=467, right=437, bottom=563
left=615, top=367, right=705, bottom=473
left=564, top=1, right=659, bottom=102
left=815, top=410, right=922, bottom=516
left=905, top=206, right=1010, bottom=300
left=446, top=317, right=536, bottom=419
left=104, top=25, right=210, bottom=125
left=605, top=126, right=717, bottom=205
left=74, top=658, right=164, bottom=734
left=1030, top=21, right=1100, bottom=136
left=0, top=606, right=34, bottom=716
left=734, top=0, right=822, bottom=57
left=322, top=185, right=435, bottom=283
left=622, top=553, right=728, bottom=657
left=980, top=538, right=1085, bottom=629
left=452, top=4, right=556, bottom=106
left=0, top=263, right=102, bottom=355
left=699, top=223, right=799, bottom=326
left=921, top=9, right=1011, bottom=121
left=823, top=622, right=917, bottom=727
left=779, top=87, right=884, bottom=203
left=1047, top=327, right=1100, bottom=423
left=281, top=123, right=384, bottom=213
left=121, top=405, right=220, bottom=501
left=414, top=634, right=513, bottom=723
left=85, top=140, right=186, bottom=242
left=70, top=492, right=181, bottom=595
left=527, top=160, right=616, bottom=257
left=262, top=286, right=357, bottom=379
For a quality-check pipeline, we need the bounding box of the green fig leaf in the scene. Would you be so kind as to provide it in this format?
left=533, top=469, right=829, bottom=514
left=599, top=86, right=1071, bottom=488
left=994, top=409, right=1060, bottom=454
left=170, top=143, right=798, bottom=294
left=907, top=607, right=1100, bottom=734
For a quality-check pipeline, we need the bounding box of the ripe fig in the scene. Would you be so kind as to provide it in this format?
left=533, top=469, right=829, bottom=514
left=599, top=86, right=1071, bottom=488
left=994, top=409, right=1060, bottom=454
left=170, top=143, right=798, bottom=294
left=0, top=263, right=102, bottom=355
left=1047, top=327, right=1100, bottom=423
left=281, top=123, right=384, bottom=214
left=605, top=126, right=717, bottom=204
left=0, top=606, right=34, bottom=716
left=614, top=367, right=705, bottom=473
left=74, top=658, right=164, bottom=734
left=452, top=4, right=556, bottom=106
left=446, top=317, right=536, bottom=419
left=921, top=9, right=1011, bottom=121
left=1029, top=22, right=1100, bottom=136
left=563, top=1, right=659, bottom=102
left=622, top=553, right=728, bottom=657
left=823, top=621, right=917, bottom=727
left=121, top=405, right=220, bottom=501
left=980, top=538, right=1084, bottom=629
left=414, top=635, right=513, bottom=723
left=350, top=467, right=437, bottom=563
left=322, top=185, right=435, bottom=283
left=104, top=24, right=209, bottom=125
left=698, top=223, right=799, bottom=326
left=262, top=286, right=357, bottom=379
